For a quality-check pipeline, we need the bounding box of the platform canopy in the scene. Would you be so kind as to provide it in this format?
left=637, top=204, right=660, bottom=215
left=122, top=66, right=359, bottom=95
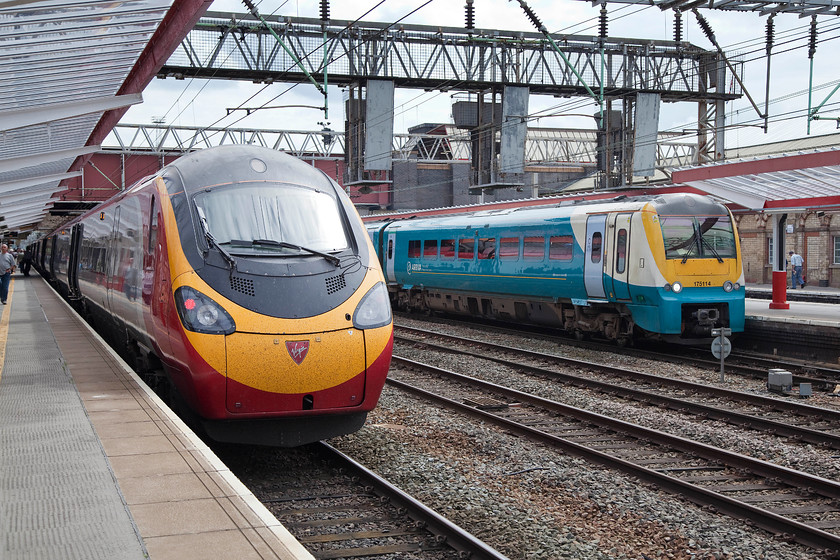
left=0, top=0, right=211, bottom=235
left=671, top=148, right=840, bottom=212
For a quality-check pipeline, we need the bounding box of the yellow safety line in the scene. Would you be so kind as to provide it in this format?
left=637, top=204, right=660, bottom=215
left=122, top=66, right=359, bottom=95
left=0, top=278, right=13, bottom=383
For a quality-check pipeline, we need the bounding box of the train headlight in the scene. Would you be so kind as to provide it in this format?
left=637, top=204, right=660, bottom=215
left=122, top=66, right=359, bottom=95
left=723, top=280, right=734, bottom=292
left=671, top=282, right=683, bottom=294
left=353, top=282, right=392, bottom=329
left=174, top=286, right=235, bottom=335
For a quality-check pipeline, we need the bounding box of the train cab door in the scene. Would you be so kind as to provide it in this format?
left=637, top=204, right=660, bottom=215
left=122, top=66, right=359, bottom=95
left=106, top=206, right=121, bottom=314
left=608, top=213, right=632, bottom=301
left=67, top=223, right=83, bottom=299
left=385, top=233, right=396, bottom=283
left=584, top=214, right=607, bottom=299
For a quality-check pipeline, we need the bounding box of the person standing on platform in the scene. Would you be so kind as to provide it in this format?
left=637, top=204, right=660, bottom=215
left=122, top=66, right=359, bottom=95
left=0, top=243, right=16, bottom=304
left=789, top=250, right=805, bottom=289
left=20, top=248, right=32, bottom=276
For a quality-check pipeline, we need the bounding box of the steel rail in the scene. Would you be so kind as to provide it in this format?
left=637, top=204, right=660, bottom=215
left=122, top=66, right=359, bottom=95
left=394, top=331, right=840, bottom=450
left=313, top=442, right=511, bottom=560
left=395, top=314, right=840, bottom=390
left=388, top=356, right=840, bottom=555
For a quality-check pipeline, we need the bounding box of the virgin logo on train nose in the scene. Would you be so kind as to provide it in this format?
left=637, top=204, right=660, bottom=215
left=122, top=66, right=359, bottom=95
left=285, top=340, right=310, bottom=365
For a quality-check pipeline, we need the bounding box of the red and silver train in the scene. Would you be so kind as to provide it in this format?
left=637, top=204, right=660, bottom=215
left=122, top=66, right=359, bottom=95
left=33, top=145, right=393, bottom=446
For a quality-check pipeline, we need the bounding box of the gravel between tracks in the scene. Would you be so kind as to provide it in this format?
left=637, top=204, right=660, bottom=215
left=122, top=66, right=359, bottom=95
left=330, top=316, right=838, bottom=560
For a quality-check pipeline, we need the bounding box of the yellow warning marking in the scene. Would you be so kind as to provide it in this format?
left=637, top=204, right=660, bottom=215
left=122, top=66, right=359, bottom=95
left=0, top=278, right=13, bottom=383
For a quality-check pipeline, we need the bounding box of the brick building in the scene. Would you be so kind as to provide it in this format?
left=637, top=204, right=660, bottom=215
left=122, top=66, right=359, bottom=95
left=735, top=211, right=840, bottom=287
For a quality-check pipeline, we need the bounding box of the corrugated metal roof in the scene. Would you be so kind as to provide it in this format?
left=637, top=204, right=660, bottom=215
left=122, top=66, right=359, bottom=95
left=0, top=0, right=176, bottom=233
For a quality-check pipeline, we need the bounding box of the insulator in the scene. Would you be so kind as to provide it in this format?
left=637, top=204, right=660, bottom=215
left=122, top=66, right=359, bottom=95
left=673, top=10, right=682, bottom=44
left=599, top=5, right=608, bottom=39
left=241, top=0, right=258, bottom=15
left=320, top=0, right=329, bottom=22
left=693, top=9, right=715, bottom=44
left=808, top=15, right=818, bottom=59
left=465, top=0, right=475, bottom=30
left=518, top=0, right=544, bottom=32
left=765, top=14, right=774, bottom=53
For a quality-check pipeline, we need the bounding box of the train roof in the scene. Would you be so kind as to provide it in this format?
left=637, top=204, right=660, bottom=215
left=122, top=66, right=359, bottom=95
left=368, top=193, right=728, bottom=231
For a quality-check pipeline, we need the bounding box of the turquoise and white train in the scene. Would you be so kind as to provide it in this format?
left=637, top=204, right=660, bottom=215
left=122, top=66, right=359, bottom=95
left=367, top=193, right=745, bottom=345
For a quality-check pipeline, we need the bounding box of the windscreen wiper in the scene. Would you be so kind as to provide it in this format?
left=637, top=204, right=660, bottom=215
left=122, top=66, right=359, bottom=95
left=195, top=203, right=237, bottom=271
left=680, top=232, right=699, bottom=264
left=700, top=236, right=724, bottom=263
left=231, top=238, right=341, bottom=267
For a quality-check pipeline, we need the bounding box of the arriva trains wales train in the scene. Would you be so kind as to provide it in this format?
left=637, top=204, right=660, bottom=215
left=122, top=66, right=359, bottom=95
left=367, top=193, right=744, bottom=345
left=34, top=144, right=394, bottom=446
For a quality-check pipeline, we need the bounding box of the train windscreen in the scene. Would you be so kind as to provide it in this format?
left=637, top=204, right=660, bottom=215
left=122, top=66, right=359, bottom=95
left=194, top=183, right=350, bottom=254
left=660, top=215, right=737, bottom=260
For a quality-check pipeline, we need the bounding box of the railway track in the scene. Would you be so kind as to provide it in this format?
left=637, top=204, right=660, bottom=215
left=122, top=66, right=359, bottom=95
left=215, top=441, right=509, bottom=560
left=395, top=313, right=840, bottom=391
left=395, top=325, right=840, bottom=452
left=387, top=355, right=840, bottom=556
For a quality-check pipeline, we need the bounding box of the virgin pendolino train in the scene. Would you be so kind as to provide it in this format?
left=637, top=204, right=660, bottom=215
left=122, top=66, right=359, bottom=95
left=34, top=144, right=393, bottom=446
left=367, top=193, right=745, bottom=345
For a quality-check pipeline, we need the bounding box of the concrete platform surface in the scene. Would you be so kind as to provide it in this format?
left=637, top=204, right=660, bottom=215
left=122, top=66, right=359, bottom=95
left=0, top=275, right=314, bottom=560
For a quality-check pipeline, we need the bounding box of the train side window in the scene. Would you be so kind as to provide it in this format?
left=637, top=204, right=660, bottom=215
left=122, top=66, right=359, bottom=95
left=523, top=236, right=545, bottom=261
left=478, top=238, right=496, bottom=260
left=591, top=233, right=602, bottom=263
left=459, top=238, right=475, bottom=259
left=499, top=237, right=519, bottom=260
left=616, top=229, right=627, bottom=273
left=423, top=239, right=438, bottom=259
left=549, top=236, right=573, bottom=261
left=440, top=239, right=456, bottom=259
left=408, top=240, right=421, bottom=258
left=388, top=239, right=393, bottom=259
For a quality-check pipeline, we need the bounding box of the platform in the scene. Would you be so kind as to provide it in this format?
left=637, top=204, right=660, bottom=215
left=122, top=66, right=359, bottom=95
left=0, top=275, right=314, bottom=560
left=745, top=283, right=840, bottom=327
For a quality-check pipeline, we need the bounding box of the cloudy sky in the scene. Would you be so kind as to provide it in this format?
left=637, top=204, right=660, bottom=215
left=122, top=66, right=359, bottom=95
left=120, top=0, right=840, bottom=149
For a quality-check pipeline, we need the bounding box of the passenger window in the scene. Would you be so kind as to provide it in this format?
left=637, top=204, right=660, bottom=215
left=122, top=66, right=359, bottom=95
left=549, top=236, right=573, bottom=261
left=387, top=239, right=393, bottom=259
left=499, top=237, right=519, bottom=260
left=423, top=239, right=438, bottom=259
left=440, top=239, right=456, bottom=259
left=591, top=232, right=602, bottom=264
left=459, top=238, right=475, bottom=259
left=523, top=236, right=545, bottom=261
left=408, top=240, right=421, bottom=258
left=478, top=238, right=496, bottom=260
left=616, top=229, right=627, bottom=274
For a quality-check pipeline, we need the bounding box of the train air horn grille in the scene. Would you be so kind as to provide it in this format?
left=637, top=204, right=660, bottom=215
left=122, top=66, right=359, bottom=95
left=325, top=274, right=346, bottom=295
left=230, top=276, right=255, bottom=296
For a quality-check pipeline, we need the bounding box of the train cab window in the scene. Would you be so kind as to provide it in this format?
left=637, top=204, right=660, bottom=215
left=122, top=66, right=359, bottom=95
left=459, top=238, right=475, bottom=259
left=423, top=239, right=438, bottom=259
left=549, top=236, right=573, bottom=261
left=616, top=229, right=627, bottom=273
left=499, top=237, right=519, bottom=260
left=440, top=239, right=456, bottom=259
left=523, top=236, right=545, bottom=261
left=478, top=238, right=496, bottom=260
left=408, top=240, right=421, bottom=258
left=590, top=233, right=602, bottom=264
left=661, top=216, right=736, bottom=260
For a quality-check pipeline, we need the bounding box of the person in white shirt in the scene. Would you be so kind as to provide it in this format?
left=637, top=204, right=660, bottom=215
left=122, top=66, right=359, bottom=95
left=788, top=250, right=805, bottom=289
left=0, top=244, right=16, bottom=304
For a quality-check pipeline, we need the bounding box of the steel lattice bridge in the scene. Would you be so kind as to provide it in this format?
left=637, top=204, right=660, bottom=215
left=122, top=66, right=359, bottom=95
left=159, top=12, right=741, bottom=103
